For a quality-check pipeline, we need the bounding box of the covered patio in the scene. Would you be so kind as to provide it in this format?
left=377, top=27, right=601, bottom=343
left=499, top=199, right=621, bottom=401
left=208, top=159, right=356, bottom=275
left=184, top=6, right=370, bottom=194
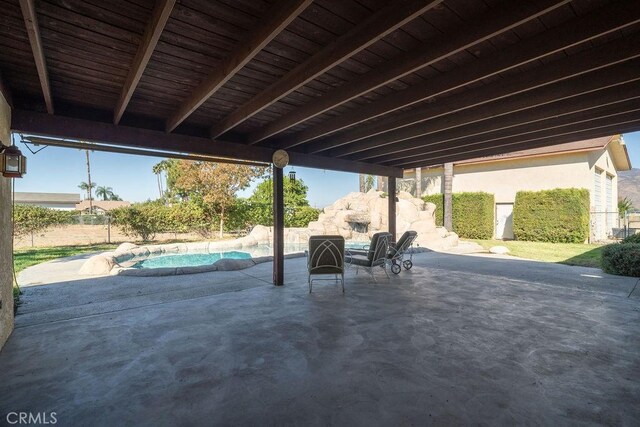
left=1, top=252, right=639, bottom=424
left=2, top=0, right=640, bottom=423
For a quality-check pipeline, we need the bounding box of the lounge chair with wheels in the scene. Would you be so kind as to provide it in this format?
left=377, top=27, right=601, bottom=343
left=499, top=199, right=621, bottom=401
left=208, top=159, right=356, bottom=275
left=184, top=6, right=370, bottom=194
left=345, top=232, right=392, bottom=281
left=308, top=235, right=345, bottom=293
left=387, top=230, right=417, bottom=274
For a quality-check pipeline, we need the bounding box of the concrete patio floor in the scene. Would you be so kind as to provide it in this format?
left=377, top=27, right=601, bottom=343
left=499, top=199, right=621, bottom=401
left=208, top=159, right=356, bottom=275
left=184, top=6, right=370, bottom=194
left=1, top=252, right=639, bottom=425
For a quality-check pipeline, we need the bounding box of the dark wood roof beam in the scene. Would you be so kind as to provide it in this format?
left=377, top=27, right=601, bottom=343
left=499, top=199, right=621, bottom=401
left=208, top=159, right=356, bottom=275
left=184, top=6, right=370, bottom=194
left=114, top=0, right=176, bottom=125
left=297, top=0, right=640, bottom=153
left=395, top=119, right=640, bottom=170
left=209, top=0, right=444, bottom=139
left=164, top=0, right=313, bottom=133
left=0, top=71, right=13, bottom=108
left=19, top=0, right=53, bottom=114
left=10, top=110, right=403, bottom=177
left=327, top=32, right=640, bottom=158
left=253, top=0, right=570, bottom=146
left=376, top=92, right=640, bottom=165
left=353, top=64, right=640, bottom=162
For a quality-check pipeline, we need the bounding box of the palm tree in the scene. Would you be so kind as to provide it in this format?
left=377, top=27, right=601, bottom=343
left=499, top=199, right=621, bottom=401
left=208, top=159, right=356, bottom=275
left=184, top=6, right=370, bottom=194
left=78, top=181, right=96, bottom=201
left=619, top=197, right=634, bottom=218
left=96, top=186, right=114, bottom=201
left=152, top=162, right=165, bottom=198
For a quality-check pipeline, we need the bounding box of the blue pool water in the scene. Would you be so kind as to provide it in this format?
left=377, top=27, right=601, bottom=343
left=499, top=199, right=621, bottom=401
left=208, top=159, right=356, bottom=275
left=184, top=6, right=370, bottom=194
left=132, top=251, right=252, bottom=269
left=132, top=241, right=370, bottom=269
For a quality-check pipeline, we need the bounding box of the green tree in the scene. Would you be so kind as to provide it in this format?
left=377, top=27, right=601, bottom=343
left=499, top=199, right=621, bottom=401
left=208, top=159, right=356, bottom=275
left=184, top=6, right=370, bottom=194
left=248, top=177, right=317, bottom=227
left=174, top=161, right=266, bottom=238
left=618, top=197, right=634, bottom=218
left=95, top=186, right=113, bottom=201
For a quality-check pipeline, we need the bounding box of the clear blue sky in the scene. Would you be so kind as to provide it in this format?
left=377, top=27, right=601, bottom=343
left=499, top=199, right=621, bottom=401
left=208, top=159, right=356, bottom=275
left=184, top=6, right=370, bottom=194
left=13, top=131, right=640, bottom=207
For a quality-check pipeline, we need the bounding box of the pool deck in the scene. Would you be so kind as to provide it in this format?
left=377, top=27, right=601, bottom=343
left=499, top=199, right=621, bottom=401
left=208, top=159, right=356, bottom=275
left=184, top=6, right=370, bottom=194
left=1, top=252, right=639, bottom=425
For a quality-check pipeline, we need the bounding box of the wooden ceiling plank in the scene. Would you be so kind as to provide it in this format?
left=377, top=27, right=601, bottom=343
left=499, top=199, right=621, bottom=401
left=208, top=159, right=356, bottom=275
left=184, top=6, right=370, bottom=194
left=374, top=92, right=640, bottom=164
left=10, top=109, right=402, bottom=177
left=352, top=64, right=640, bottom=161
left=209, top=0, right=444, bottom=139
left=19, top=0, right=53, bottom=114
left=291, top=0, right=640, bottom=152
left=324, top=32, right=640, bottom=157
left=395, top=117, right=640, bottom=169
left=250, top=0, right=570, bottom=145
left=0, top=71, right=13, bottom=108
left=165, top=0, right=313, bottom=132
left=114, top=0, right=176, bottom=125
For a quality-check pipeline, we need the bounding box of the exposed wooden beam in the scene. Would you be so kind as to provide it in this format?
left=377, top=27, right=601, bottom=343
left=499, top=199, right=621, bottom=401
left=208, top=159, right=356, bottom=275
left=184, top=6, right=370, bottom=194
left=250, top=0, right=570, bottom=145
left=392, top=108, right=640, bottom=169
left=19, top=0, right=53, bottom=114
left=114, top=0, right=175, bottom=125
left=323, top=33, right=640, bottom=157
left=385, top=100, right=640, bottom=166
left=209, top=0, right=444, bottom=138
left=11, top=110, right=402, bottom=178
left=397, top=122, right=640, bottom=170
left=165, top=0, right=312, bottom=133
left=352, top=65, right=640, bottom=162
left=0, top=71, right=13, bottom=108
left=281, top=0, right=640, bottom=151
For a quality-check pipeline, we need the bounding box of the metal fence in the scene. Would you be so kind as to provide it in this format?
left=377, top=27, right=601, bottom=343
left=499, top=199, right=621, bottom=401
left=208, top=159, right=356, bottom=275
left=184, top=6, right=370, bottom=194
left=590, top=209, right=640, bottom=242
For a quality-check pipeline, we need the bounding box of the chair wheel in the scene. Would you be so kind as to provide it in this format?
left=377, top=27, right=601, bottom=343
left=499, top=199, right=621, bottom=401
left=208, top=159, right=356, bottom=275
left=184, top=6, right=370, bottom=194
left=391, top=263, right=401, bottom=274
left=403, top=260, right=413, bottom=270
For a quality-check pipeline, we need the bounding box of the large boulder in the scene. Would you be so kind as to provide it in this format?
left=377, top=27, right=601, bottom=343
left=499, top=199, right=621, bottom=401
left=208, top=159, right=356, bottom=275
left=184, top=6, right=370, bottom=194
left=249, top=225, right=271, bottom=243
left=79, top=253, right=116, bottom=276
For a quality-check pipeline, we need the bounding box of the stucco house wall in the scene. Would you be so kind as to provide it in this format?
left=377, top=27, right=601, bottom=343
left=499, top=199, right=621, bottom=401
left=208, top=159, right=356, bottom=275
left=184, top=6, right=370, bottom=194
left=403, top=138, right=630, bottom=240
left=0, top=89, right=13, bottom=350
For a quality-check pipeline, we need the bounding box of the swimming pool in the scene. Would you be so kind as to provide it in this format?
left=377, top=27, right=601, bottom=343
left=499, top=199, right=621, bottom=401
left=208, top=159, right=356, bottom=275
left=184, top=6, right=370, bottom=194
left=131, top=241, right=369, bottom=269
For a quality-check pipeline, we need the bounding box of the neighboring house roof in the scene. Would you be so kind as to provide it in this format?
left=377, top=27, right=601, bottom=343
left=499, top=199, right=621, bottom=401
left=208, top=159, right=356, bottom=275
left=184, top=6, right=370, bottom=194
left=455, top=135, right=632, bottom=171
left=75, top=200, right=131, bottom=211
left=14, top=192, right=81, bottom=204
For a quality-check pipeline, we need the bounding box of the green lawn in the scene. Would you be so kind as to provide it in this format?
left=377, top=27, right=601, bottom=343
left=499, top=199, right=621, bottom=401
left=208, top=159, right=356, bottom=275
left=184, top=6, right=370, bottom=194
left=13, top=243, right=118, bottom=274
left=469, top=239, right=605, bottom=268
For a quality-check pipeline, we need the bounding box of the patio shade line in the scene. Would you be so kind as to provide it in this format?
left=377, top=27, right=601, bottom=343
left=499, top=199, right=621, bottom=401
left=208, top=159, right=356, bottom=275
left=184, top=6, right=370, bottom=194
left=19, top=0, right=53, bottom=114
left=246, top=0, right=570, bottom=145
left=325, top=33, right=640, bottom=158
left=114, top=0, right=176, bottom=125
left=164, top=0, right=313, bottom=133
left=209, top=0, right=444, bottom=139
left=353, top=67, right=640, bottom=162
left=394, top=109, right=640, bottom=169
left=297, top=0, right=640, bottom=153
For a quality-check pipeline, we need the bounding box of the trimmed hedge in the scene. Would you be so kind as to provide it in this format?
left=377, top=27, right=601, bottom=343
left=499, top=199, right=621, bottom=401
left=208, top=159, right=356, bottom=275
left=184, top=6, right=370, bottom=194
left=601, top=243, right=640, bottom=277
left=451, top=192, right=494, bottom=239
left=622, top=233, right=640, bottom=244
left=513, top=188, right=589, bottom=243
left=422, top=192, right=494, bottom=239
left=423, top=194, right=443, bottom=227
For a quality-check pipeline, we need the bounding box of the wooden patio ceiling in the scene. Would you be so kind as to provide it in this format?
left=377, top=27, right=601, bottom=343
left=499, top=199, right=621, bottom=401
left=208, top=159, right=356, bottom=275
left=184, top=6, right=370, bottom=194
left=2, top=0, right=640, bottom=177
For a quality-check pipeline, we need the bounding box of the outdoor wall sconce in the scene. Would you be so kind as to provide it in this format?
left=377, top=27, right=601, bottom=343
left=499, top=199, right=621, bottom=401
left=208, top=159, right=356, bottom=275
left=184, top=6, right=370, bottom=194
left=289, top=167, right=296, bottom=183
left=0, top=143, right=27, bottom=178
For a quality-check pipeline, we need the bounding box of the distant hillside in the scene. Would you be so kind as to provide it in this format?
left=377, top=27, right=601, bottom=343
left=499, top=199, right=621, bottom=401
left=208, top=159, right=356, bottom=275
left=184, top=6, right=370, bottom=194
left=619, top=168, right=640, bottom=208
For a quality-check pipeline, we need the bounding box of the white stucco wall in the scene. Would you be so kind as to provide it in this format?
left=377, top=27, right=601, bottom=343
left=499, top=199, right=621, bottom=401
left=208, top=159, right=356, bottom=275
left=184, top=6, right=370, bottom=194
left=0, top=90, right=13, bottom=350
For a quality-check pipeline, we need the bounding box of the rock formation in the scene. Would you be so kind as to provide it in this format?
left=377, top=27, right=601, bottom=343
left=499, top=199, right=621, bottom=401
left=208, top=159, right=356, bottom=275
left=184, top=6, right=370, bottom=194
left=307, top=190, right=458, bottom=250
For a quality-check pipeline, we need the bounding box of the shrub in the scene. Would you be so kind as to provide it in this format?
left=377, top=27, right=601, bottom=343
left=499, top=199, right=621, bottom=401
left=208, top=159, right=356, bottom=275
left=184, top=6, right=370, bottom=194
left=601, top=243, right=640, bottom=277
left=622, top=233, right=640, bottom=244
left=423, top=194, right=443, bottom=226
left=423, top=192, right=494, bottom=239
left=110, top=202, right=169, bottom=241
left=513, top=188, right=589, bottom=243
left=13, top=204, right=74, bottom=244
left=289, top=205, right=321, bottom=227
left=451, top=192, right=494, bottom=239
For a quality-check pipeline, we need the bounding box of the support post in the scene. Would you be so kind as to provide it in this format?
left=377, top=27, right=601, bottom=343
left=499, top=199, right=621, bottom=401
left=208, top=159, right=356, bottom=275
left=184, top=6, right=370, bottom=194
left=273, top=166, right=284, bottom=286
left=415, top=167, right=422, bottom=197
left=388, top=176, right=397, bottom=243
